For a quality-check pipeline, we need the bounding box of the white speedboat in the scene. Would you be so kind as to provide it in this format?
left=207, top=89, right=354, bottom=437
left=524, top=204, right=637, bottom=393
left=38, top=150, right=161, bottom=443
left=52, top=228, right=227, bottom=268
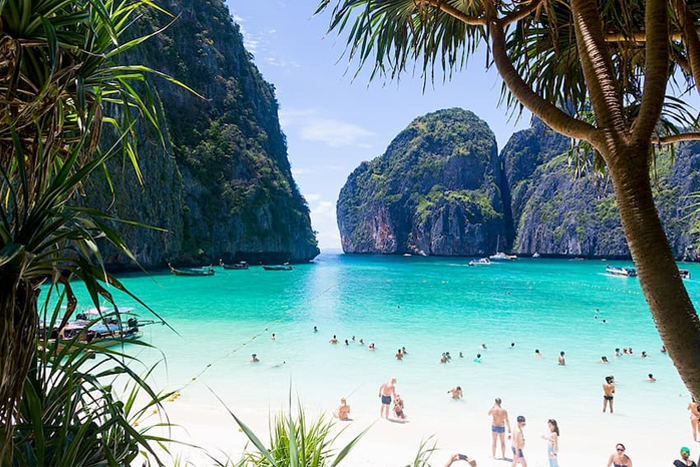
left=489, top=252, right=517, bottom=261
left=469, top=258, right=492, bottom=266
left=606, top=265, right=637, bottom=277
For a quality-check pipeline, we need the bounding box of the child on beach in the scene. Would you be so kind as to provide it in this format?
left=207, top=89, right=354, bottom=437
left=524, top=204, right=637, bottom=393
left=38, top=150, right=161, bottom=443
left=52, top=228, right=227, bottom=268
left=393, top=394, right=405, bottom=419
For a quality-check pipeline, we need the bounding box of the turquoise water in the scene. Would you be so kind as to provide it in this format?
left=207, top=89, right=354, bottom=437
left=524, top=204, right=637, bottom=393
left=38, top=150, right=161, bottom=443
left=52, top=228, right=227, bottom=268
left=54, top=253, right=700, bottom=464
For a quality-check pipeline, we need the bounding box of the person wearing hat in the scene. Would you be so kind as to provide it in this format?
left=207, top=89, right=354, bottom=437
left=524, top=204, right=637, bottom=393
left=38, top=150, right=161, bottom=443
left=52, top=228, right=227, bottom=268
left=674, top=446, right=697, bottom=467
left=511, top=415, right=527, bottom=466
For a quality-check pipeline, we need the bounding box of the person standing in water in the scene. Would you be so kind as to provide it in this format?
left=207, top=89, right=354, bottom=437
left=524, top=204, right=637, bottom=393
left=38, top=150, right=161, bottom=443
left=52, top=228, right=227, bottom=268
left=378, top=377, right=397, bottom=419
left=603, top=376, right=615, bottom=413
left=541, top=419, right=559, bottom=467
left=558, top=352, right=565, bottom=366
left=487, top=397, right=511, bottom=460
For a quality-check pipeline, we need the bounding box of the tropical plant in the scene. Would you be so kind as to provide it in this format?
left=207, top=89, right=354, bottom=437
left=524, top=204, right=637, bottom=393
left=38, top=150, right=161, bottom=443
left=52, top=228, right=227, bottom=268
left=0, top=0, right=182, bottom=459
left=317, top=0, right=700, bottom=398
left=8, top=296, right=175, bottom=466
left=222, top=401, right=369, bottom=467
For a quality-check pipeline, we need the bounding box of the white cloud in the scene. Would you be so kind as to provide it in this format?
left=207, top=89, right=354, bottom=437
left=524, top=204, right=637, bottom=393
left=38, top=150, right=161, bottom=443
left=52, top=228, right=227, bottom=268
left=291, top=167, right=315, bottom=177
left=280, top=108, right=374, bottom=148
left=306, top=196, right=341, bottom=249
left=303, top=193, right=322, bottom=203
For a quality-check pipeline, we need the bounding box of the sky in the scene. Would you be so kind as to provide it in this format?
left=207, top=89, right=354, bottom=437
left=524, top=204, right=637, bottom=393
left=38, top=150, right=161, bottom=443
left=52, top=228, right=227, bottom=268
left=227, top=1, right=532, bottom=250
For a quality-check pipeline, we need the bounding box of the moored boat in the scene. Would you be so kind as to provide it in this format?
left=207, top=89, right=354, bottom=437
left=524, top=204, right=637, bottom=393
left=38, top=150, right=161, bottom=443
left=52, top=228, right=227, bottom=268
left=219, top=259, right=249, bottom=270
left=489, top=252, right=517, bottom=261
left=532, top=252, right=540, bottom=258
left=41, top=306, right=153, bottom=353
left=468, top=258, right=492, bottom=266
left=263, top=263, right=292, bottom=271
left=168, top=263, right=215, bottom=276
left=606, top=265, right=637, bottom=277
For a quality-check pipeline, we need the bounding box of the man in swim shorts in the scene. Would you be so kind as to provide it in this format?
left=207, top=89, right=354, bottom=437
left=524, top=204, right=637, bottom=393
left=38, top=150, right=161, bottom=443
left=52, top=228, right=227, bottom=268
left=378, top=377, right=397, bottom=419
left=603, top=376, right=615, bottom=413
left=488, top=397, right=511, bottom=459
left=511, top=415, right=527, bottom=466
left=445, top=453, right=477, bottom=466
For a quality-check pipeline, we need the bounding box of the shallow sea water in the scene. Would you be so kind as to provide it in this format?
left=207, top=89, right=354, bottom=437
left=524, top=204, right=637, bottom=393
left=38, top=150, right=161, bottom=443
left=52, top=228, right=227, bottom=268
left=56, top=253, right=700, bottom=465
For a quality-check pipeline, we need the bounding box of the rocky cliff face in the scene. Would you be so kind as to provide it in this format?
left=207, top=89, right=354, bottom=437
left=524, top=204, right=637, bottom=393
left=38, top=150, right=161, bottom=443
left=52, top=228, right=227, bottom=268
left=505, top=122, right=700, bottom=258
left=338, top=110, right=700, bottom=259
left=337, top=109, right=506, bottom=255
left=85, top=0, right=318, bottom=268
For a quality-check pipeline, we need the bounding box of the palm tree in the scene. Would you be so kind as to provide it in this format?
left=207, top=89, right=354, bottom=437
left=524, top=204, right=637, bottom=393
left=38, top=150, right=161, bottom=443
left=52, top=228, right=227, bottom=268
left=317, top=0, right=700, bottom=398
left=0, top=0, right=179, bottom=457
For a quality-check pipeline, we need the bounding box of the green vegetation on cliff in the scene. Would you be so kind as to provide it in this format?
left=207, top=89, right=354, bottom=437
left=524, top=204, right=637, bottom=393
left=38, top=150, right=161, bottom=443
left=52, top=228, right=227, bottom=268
left=337, top=108, right=505, bottom=255
left=87, top=0, right=318, bottom=267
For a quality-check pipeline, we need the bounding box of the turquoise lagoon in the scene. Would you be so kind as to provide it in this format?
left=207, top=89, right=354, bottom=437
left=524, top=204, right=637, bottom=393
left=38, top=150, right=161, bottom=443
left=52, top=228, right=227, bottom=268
left=62, top=253, right=700, bottom=465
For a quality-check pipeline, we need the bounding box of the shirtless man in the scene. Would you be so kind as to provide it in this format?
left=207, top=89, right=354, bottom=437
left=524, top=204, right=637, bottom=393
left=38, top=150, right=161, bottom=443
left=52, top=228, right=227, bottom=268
left=378, top=377, right=397, bottom=419
left=448, top=386, right=463, bottom=399
left=558, top=351, right=565, bottom=366
left=329, top=335, right=338, bottom=344
left=603, top=376, right=615, bottom=413
left=511, top=415, right=527, bottom=466
left=488, top=397, right=511, bottom=459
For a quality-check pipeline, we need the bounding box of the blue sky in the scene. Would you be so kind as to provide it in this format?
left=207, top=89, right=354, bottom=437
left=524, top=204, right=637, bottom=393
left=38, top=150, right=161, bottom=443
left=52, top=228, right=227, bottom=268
left=227, top=1, right=531, bottom=250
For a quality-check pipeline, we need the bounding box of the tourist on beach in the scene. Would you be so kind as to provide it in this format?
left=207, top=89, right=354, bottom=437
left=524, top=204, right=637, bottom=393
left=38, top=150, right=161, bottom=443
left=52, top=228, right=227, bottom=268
left=359, top=338, right=364, bottom=345
left=687, top=399, right=700, bottom=442
left=402, top=346, right=408, bottom=355
left=541, top=419, right=559, bottom=467
left=510, top=342, right=515, bottom=349
left=445, top=453, right=477, bottom=466
left=344, top=339, right=349, bottom=346
left=481, top=344, right=487, bottom=350
left=661, top=345, right=667, bottom=353
left=558, top=351, right=565, bottom=366
left=601, top=356, right=609, bottom=363
left=606, top=443, right=632, bottom=467
left=393, top=394, right=405, bottom=419
left=623, top=348, right=629, bottom=355
left=459, top=351, right=464, bottom=358
left=250, top=353, right=259, bottom=363
left=535, top=349, right=542, bottom=358
left=441, top=353, right=449, bottom=364
left=448, top=386, right=463, bottom=399
left=641, top=351, right=647, bottom=358
left=629, top=348, right=634, bottom=355
left=603, top=376, right=615, bottom=413
left=511, top=415, right=527, bottom=466
left=378, top=377, right=397, bottom=419
left=674, top=446, right=697, bottom=467
left=647, top=373, right=656, bottom=382
left=396, top=349, right=403, bottom=360
left=446, top=351, right=452, bottom=361
left=488, top=397, right=511, bottom=460
left=271, top=333, right=275, bottom=341
left=615, top=348, right=621, bottom=357
left=335, top=397, right=351, bottom=421
left=369, top=343, right=376, bottom=351
left=474, top=354, right=482, bottom=363
left=352, top=335, right=355, bottom=341
left=330, top=335, right=338, bottom=344
left=313, top=326, right=318, bottom=333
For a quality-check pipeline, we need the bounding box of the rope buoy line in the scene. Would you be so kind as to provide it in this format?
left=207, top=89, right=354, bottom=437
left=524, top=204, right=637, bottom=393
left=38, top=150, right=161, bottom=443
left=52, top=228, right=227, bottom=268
left=173, top=284, right=337, bottom=395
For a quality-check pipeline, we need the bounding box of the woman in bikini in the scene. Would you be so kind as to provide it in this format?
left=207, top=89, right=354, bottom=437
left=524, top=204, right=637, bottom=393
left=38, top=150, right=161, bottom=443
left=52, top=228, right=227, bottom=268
left=606, top=443, right=632, bottom=467
left=688, top=399, right=700, bottom=442
left=541, top=419, right=559, bottom=467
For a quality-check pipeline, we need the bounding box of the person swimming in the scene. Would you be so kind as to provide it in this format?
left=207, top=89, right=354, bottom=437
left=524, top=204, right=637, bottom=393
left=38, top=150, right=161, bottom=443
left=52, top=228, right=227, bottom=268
left=474, top=353, right=482, bottom=363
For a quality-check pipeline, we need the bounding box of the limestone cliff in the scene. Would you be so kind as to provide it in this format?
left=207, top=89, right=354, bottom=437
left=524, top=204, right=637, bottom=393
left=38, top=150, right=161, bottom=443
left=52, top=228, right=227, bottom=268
left=85, top=0, right=318, bottom=268
left=337, top=109, right=506, bottom=255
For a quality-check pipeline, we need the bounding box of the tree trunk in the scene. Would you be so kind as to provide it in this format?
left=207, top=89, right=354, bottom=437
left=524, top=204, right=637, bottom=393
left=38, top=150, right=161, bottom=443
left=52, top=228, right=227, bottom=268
left=0, top=280, right=39, bottom=463
left=608, top=142, right=700, bottom=399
